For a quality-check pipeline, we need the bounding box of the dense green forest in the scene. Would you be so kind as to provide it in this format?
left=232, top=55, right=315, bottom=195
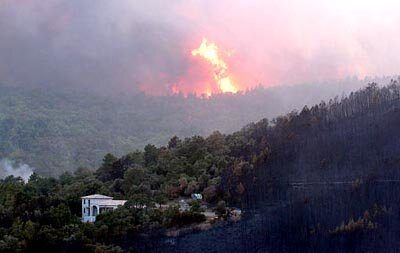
left=0, top=77, right=380, bottom=176
left=2, top=80, right=400, bottom=252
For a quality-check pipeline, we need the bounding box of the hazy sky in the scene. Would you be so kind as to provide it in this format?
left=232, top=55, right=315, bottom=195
left=0, top=0, right=399, bottom=95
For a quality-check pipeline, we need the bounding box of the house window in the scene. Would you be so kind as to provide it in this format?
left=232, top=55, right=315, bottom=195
left=84, top=199, right=86, bottom=204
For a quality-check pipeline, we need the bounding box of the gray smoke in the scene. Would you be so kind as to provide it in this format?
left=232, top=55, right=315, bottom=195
left=1, top=0, right=399, bottom=95
left=0, top=159, right=34, bottom=182
left=0, top=0, right=191, bottom=94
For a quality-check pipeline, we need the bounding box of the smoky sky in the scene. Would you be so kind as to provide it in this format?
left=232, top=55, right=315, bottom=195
left=0, top=0, right=399, bottom=94
left=0, top=0, right=191, bottom=94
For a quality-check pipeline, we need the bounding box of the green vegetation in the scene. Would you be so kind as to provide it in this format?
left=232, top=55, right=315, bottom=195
left=0, top=77, right=372, bottom=176
left=94, top=130, right=256, bottom=204
left=0, top=126, right=259, bottom=251
left=0, top=172, right=208, bottom=252
left=2, top=80, right=400, bottom=251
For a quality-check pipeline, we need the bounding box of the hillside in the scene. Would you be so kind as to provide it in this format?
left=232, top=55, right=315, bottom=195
left=2, top=80, right=400, bottom=251
left=0, top=77, right=386, bottom=176
left=157, top=79, right=400, bottom=251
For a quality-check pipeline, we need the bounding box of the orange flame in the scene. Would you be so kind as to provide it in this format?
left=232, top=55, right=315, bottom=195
left=192, top=38, right=238, bottom=94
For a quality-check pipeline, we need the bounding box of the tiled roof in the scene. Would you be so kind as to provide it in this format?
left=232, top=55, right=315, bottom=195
left=81, top=194, right=113, bottom=199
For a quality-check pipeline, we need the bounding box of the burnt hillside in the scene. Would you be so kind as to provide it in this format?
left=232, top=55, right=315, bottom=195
left=156, top=80, right=400, bottom=252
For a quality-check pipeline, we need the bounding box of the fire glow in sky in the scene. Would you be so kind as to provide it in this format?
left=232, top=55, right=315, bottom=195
left=191, top=38, right=238, bottom=95
left=1, top=0, right=400, bottom=96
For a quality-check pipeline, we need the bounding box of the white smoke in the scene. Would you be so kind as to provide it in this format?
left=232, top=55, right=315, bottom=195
left=0, top=159, right=34, bottom=182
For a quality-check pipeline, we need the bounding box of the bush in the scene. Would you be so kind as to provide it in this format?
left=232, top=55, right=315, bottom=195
left=171, top=211, right=206, bottom=227
left=215, top=200, right=227, bottom=216
left=330, top=205, right=391, bottom=235
left=189, top=200, right=203, bottom=213
left=162, top=206, right=205, bottom=228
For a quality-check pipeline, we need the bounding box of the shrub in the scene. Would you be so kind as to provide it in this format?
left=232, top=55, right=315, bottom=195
left=162, top=206, right=205, bottom=228
left=330, top=205, right=391, bottom=235
left=215, top=200, right=227, bottom=216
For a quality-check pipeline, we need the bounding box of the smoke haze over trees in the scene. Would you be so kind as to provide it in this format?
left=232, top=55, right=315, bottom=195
left=0, top=77, right=392, bottom=176
left=0, top=159, right=33, bottom=182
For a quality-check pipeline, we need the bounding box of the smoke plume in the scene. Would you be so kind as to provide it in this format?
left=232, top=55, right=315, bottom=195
left=0, top=159, right=34, bottom=182
left=0, top=0, right=399, bottom=95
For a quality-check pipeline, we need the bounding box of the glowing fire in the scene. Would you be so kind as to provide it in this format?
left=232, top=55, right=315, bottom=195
left=192, top=38, right=238, bottom=94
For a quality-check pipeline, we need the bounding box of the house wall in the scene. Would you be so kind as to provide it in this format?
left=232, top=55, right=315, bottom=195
left=82, top=198, right=113, bottom=222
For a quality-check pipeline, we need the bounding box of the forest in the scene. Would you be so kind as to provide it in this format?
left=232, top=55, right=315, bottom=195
left=1, top=79, right=400, bottom=252
left=0, top=77, right=379, bottom=176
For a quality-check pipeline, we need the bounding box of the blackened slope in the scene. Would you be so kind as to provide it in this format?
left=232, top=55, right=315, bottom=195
left=234, top=81, right=400, bottom=206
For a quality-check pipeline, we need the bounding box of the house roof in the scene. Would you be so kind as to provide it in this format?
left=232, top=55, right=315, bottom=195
left=98, top=200, right=127, bottom=207
left=81, top=194, right=113, bottom=199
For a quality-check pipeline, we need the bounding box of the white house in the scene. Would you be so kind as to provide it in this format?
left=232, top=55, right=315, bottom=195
left=81, top=194, right=127, bottom=222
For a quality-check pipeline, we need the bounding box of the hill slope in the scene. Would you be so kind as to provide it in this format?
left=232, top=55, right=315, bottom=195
left=0, top=77, right=391, bottom=175
left=2, top=81, right=400, bottom=252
